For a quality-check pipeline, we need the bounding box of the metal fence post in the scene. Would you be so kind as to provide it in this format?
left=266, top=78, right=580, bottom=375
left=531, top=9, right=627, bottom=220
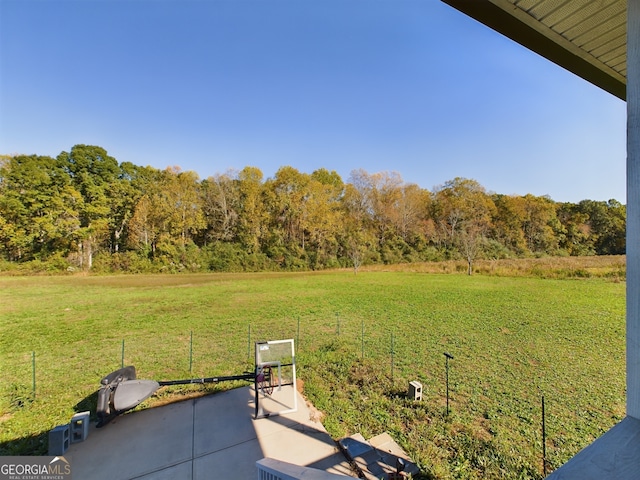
left=189, top=330, right=193, bottom=375
left=444, top=352, right=454, bottom=416
left=542, top=395, right=547, bottom=476
left=391, top=332, right=395, bottom=383
left=361, top=318, right=365, bottom=359
left=32, top=351, right=36, bottom=400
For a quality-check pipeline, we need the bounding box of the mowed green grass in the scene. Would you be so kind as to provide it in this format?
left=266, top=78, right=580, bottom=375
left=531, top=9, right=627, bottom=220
left=0, top=270, right=625, bottom=479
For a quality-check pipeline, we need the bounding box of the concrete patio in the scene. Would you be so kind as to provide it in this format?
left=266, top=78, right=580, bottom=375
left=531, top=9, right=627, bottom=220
left=65, top=385, right=356, bottom=479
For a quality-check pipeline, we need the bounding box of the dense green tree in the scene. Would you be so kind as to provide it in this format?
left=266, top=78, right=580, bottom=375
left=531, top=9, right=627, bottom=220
left=302, top=170, right=344, bottom=268
left=0, top=154, right=75, bottom=261
left=433, top=178, right=496, bottom=273
left=310, top=168, right=344, bottom=191
left=0, top=145, right=627, bottom=272
left=521, top=194, right=559, bottom=254
left=556, top=202, right=595, bottom=255
left=57, top=145, right=121, bottom=268
left=491, top=194, right=528, bottom=255
left=236, top=166, right=266, bottom=254
left=109, top=161, right=143, bottom=254
left=265, top=166, right=311, bottom=253
left=127, top=166, right=167, bottom=256
left=577, top=199, right=626, bottom=255
left=162, top=167, right=206, bottom=248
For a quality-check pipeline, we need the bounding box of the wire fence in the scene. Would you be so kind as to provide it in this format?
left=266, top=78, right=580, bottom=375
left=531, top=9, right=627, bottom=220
left=1, top=311, right=625, bottom=476
left=2, top=313, right=446, bottom=405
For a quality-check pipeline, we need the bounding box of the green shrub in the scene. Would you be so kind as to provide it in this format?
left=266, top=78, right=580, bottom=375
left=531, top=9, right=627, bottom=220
left=482, top=239, right=512, bottom=260
left=205, top=242, right=246, bottom=272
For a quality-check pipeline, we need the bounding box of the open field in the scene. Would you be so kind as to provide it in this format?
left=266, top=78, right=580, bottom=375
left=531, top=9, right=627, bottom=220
left=0, top=259, right=626, bottom=479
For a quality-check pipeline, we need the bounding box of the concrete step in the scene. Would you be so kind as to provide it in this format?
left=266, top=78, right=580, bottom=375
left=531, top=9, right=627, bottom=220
left=338, top=432, right=419, bottom=479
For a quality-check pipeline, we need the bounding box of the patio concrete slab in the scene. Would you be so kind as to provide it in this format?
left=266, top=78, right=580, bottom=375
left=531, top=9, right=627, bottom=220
left=68, top=400, right=195, bottom=480
left=192, top=388, right=258, bottom=457
left=66, top=385, right=356, bottom=479
left=193, top=438, right=263, bottom=480
left=136, top=461, right=194, bottom=480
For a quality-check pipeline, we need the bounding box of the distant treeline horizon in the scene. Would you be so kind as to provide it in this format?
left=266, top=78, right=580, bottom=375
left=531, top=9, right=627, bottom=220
left=0, top=144, right=626, bottom=274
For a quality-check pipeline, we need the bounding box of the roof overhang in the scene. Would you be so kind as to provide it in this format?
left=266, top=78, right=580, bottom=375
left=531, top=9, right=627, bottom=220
left=441, top=0, right=627, bottom=101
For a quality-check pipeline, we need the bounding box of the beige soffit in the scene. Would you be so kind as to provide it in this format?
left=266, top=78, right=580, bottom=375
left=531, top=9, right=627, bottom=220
left=441, top=0, right=627, bottom=100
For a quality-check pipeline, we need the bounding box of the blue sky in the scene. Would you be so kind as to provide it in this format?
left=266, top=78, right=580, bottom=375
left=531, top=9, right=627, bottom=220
left=0, top=0, right=627, bottom=203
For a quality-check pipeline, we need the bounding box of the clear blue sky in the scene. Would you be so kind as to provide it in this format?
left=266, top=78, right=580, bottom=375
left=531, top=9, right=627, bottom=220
left=0, top=0, right=627, bottom=203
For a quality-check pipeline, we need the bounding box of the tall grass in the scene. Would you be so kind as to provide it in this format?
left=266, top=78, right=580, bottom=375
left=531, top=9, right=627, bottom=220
left=363, top=255, right=626, bottom=280
left=0, top=259, right=626, bottom=479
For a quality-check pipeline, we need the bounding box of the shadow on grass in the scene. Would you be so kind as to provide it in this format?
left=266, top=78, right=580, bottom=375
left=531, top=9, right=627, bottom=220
left=0, top=431, right=48, bottom=456
left=75, top=389, right=100, bottom=422
left=0, top=390, right=100, bottom=456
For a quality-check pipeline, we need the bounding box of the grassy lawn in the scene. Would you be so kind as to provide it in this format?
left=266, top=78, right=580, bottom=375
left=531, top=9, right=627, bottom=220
left=0, top=262, right=625, bottom=479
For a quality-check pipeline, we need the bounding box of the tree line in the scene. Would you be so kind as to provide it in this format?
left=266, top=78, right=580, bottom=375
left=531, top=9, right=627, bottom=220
left=0, top=144, right=626, bottom=274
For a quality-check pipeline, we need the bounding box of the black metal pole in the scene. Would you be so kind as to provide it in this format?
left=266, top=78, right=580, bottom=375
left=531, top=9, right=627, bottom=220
left=32, top=351, right=36, bottom=400
left=391, top=332, right=395, bottom=383
left=542, top=395, right=547, bottom=476
left=158, top=372, right=255, bottom=387
left=446, top=358, right=449, bottom=415
left=189, top=330, right=193, bottom=375
left=444, top=352, right=453, bottom=416
left=254, top=365, right=259, bottom=419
